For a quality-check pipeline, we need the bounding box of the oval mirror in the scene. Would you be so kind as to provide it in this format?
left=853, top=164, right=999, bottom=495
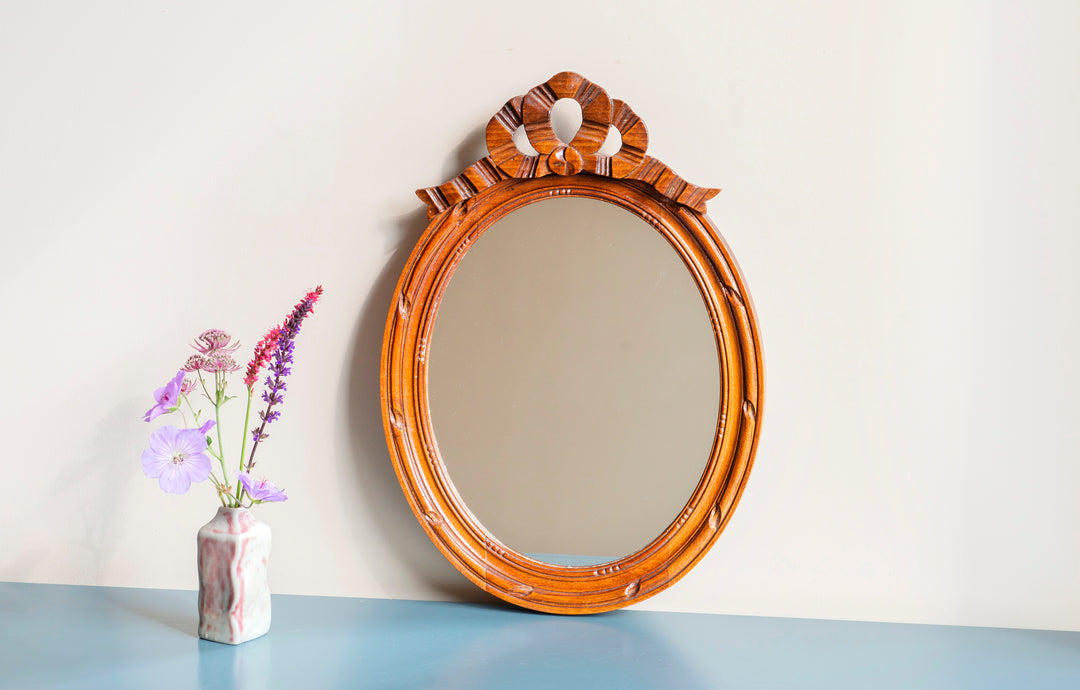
left=382, top=72, right=764, bottom=614
left=429, top=197, right=719, bottom=567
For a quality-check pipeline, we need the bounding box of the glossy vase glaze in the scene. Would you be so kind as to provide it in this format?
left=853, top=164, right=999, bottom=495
left=197, top=507, right=271, bottom=644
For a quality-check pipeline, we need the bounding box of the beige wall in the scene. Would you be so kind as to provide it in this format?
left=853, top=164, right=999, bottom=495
left=2, top=1, right=1079, bottom=631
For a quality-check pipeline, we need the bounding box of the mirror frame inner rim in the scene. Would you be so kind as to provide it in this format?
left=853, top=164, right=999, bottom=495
left=381, top=173, right=764, bottom=614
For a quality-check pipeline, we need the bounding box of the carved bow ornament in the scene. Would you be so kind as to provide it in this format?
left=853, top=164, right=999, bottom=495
left=417, top=72, right=720, bottom=219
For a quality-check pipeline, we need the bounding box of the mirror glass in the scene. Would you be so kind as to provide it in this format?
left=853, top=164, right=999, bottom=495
left=428, top=198, right=719, bottom=567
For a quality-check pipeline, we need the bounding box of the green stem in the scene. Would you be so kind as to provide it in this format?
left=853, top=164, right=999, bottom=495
left=197, top=371, right=231, bottom=503
left=213, top=373, right=225, bottom=449
left=204, top=444, right=225, bottom=463
left=183, top=389, right=233, bottom=505
left=181, top=393, right=202, bottom=426
left=212, top=372, right=228, bottom=495
left=196, top=371, right=214, bottom=407
left=235, top=388, right=254, bottom=504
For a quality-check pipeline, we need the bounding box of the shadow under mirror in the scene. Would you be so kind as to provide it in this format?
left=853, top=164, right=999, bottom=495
left=428, top=197, right=720, bottom=567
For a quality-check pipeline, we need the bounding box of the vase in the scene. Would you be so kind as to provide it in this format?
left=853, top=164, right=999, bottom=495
left=197, top=507, right=272, bottom=644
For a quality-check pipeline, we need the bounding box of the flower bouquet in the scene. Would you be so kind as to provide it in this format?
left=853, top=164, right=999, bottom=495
left=141, top=286, right=323, bottom=644
left=141, top=286, right=323, bottom=505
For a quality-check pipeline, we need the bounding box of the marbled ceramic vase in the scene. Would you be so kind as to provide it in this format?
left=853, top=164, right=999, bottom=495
left=197, top=507, right=271, bottom=644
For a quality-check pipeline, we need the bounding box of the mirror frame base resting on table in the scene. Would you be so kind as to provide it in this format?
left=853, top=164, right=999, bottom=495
left=380, top=71, right=765, bottom=614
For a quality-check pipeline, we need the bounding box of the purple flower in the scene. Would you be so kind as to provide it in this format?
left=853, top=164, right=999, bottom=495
left=141, top=426, right=212, bottom=494
left=143, top=371, right=186, bottom=422
left=237, top=471, right=288, bottom=503
left=198, top=419, right=216, bottom=435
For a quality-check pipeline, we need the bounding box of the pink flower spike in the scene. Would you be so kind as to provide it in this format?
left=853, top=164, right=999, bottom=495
left=237, top=471, right=288, bottom=503
left=244, top=325, right=283, bottom=390
left=180, top=378, right=198, bottom=395
left=307, top=285, right=324, bottom=303
left=297, top=286, right=324, bottom=314
left=142, top=426, right=212, bottom=494
left=143, top=371, right=186, bottom=422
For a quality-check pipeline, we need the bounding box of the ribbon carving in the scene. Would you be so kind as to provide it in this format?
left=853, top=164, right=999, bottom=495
left=417, top=72, right=720, bottom=218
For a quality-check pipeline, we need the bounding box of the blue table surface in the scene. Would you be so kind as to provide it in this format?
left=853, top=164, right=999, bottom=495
left=1, top=582, right=1078, bottom=689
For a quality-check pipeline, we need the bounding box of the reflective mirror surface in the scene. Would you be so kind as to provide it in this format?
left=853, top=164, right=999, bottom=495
left=429, top=198, right=720, bottom=566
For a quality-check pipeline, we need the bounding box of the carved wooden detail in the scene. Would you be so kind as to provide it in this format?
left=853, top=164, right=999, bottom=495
left=382, top=74, right=764, bottom=615
left=417, top=71, right=720, bottom=219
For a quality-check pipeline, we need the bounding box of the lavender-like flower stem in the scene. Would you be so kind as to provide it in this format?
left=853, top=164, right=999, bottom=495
left=245, top=351, right=286, bottom=472
left=245, top=287, right=322, bottom=473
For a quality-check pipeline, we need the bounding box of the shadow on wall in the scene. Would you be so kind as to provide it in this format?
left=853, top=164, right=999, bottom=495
left=340, top=126, right=500, bottom=605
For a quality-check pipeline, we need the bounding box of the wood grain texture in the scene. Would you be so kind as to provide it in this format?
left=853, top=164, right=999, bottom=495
left=382, top=166, right=765, bottom=613
left=417, top=72, right=719, bottom=218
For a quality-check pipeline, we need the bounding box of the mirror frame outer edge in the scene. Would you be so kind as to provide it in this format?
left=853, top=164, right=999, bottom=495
left=381, top=173, right=764, bottom=614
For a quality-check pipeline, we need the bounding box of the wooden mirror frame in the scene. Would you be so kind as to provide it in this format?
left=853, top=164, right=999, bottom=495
left=381, top=72, right=764, bottom=614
